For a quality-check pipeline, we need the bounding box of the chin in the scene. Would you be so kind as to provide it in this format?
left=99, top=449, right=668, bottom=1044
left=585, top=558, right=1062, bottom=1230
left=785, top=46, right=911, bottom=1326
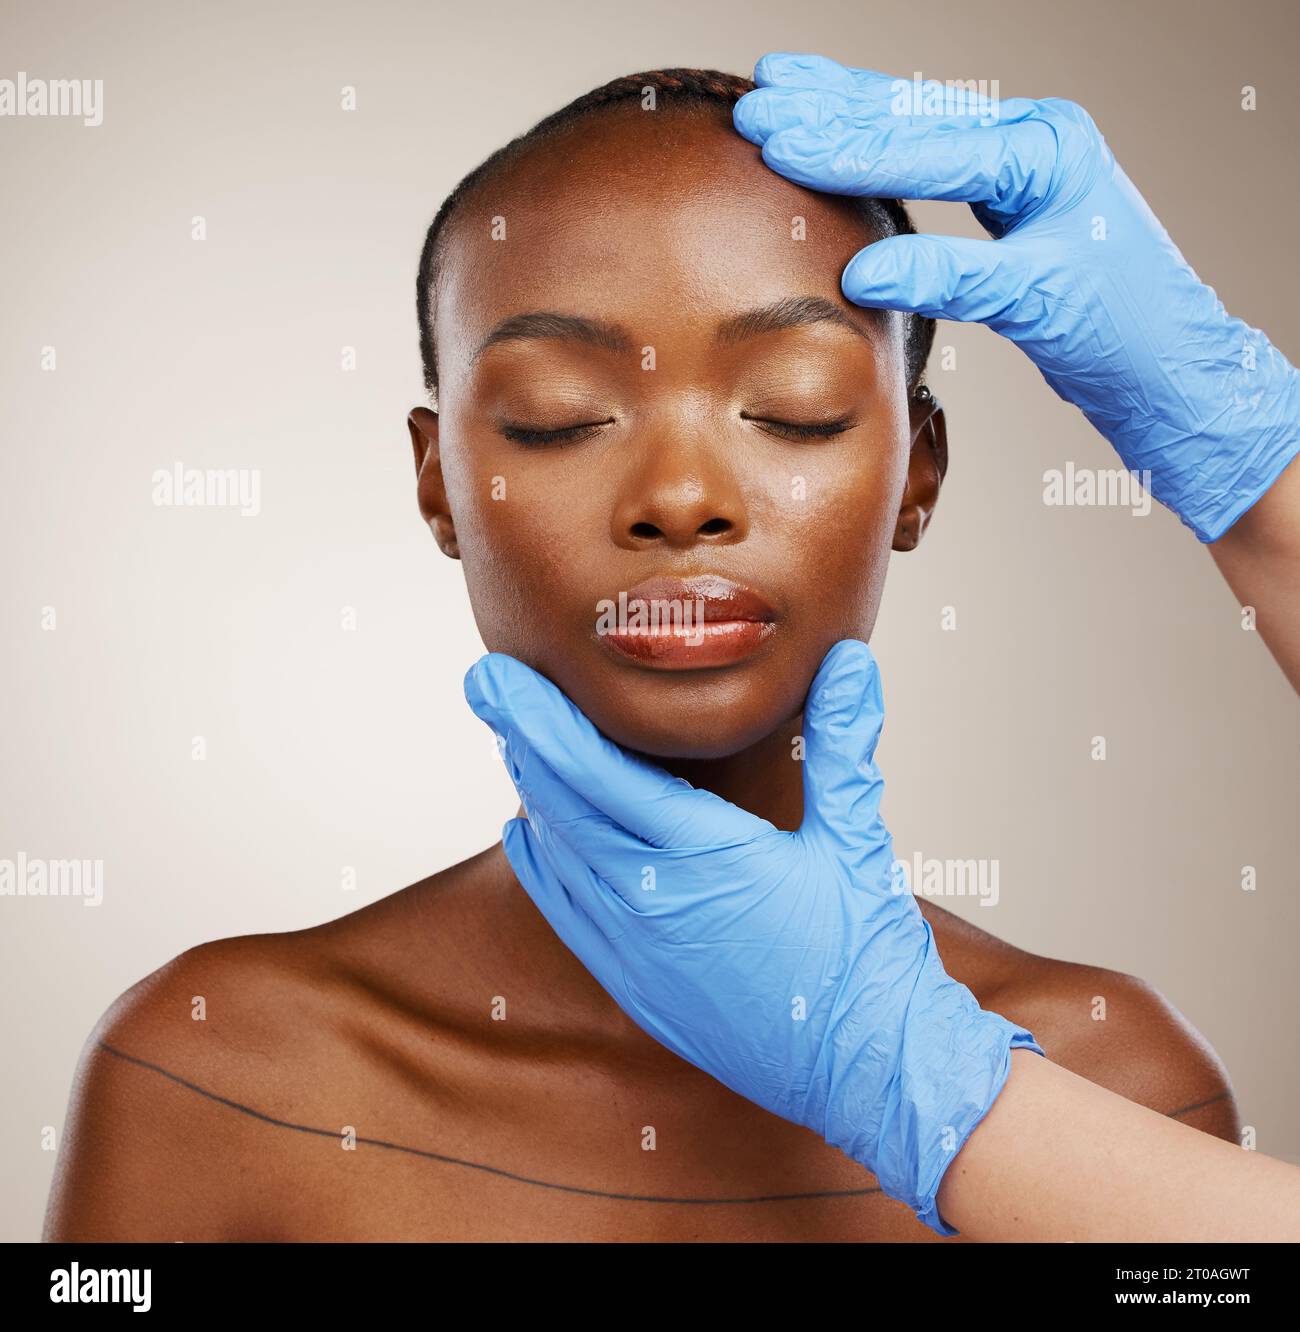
left=616, top=724, right=777, bottom=763
left=561, top=660, right=807, bottom=762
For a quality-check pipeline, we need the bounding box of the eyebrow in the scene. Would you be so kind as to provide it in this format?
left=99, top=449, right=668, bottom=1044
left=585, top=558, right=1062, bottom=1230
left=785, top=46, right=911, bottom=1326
left=471, top=295, right=877, bottom=365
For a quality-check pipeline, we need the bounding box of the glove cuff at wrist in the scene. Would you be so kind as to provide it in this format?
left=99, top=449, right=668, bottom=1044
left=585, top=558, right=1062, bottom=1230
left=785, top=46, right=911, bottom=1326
left=819, top=913, right=1046, bottom=1238
left=910, top=1019, right=1046, bottom=1237
left=1104, top=320, right=1300, bottom=544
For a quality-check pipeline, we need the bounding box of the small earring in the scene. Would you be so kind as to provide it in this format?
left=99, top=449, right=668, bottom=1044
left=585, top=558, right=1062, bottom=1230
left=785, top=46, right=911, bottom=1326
left=914, top=384, right=933, bottom=403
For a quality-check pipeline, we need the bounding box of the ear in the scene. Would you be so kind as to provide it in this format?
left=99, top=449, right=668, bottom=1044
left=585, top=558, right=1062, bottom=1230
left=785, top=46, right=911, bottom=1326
left=407, top=406, right=460, bottom=559
left=892, top=386, right=948, bottom=552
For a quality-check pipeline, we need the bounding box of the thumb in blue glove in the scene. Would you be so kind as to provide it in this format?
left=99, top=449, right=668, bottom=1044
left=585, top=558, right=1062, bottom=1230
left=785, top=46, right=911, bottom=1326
left=464, top=637, right=1044, bottom=1236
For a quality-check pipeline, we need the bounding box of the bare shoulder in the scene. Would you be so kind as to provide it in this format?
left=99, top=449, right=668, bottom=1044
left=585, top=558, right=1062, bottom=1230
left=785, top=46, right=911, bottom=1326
left=44, top=930, right=339, bottom=1240
left=44, top=847, right=500, bottom=1241
left=921, top=903, right=1239, bottom=1143
left=986, top=948, right=1241, bottom=1143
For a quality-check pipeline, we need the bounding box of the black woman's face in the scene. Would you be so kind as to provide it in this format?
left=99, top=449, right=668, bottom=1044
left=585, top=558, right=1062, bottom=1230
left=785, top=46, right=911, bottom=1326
left=414, top=106, right=937, bottom=759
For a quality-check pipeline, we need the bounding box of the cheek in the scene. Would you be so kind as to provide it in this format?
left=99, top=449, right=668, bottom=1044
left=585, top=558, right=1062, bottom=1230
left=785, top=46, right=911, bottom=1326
left=778, top=429, right=909, bottom=626
left=443, top=447, right=592, bottom=663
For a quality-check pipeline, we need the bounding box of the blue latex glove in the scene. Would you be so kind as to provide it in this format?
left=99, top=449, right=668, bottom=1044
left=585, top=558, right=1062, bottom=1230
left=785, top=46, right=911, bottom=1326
left=464, top=638, right=1045, bottom=1236
left=732, top=53, right=1300, bottom=543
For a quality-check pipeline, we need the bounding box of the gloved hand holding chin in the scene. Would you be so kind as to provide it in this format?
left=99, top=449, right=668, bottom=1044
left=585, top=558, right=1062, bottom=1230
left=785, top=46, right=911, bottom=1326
left=464, top=638, right=1044, bottom=1237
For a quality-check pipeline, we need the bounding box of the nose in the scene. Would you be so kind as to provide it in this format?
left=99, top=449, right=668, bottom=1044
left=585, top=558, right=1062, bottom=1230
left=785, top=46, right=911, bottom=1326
left=611, top=425, right=750, bottom=550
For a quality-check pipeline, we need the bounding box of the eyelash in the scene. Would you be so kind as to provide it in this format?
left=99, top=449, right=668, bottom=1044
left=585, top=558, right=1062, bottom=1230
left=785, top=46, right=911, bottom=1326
left=499, top=416, right=856, bottom=447
left=500, top=421, right=608, bottom=446
left=742, top=415, right=856, bottom=441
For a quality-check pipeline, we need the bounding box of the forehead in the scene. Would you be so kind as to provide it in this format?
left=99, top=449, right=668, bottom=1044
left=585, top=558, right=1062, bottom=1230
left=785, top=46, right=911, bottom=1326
left=434, top=105, right=891, bottom=382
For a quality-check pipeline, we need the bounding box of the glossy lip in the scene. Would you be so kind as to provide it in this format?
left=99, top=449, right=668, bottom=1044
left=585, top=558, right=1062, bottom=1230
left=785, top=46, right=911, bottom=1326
left=595, top=573, right=779, bottom=671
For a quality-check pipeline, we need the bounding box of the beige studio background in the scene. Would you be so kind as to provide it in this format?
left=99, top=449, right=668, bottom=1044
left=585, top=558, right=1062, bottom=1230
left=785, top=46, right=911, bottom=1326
left=2, top=0, right=1297, bottom=1240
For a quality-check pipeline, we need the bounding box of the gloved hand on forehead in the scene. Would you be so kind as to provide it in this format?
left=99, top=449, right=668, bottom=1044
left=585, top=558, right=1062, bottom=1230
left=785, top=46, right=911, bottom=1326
left=731, top=52, right=1300, bottom=544
left=464, top=639, right=1045, bottom=1236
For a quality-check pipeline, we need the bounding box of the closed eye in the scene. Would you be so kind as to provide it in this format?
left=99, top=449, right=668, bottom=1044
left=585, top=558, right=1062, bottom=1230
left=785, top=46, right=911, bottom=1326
left=500, top=419, right=614, bottom=447
left=741, top=414, right=857, bottom=441
left=499, top=414, right=856, bottom=446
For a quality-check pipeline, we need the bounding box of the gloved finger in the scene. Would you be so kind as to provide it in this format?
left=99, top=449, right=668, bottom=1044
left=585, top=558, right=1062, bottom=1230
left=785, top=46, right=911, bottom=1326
left=500, top=711, right=781, bottom=918
left=741, top=55, right=1042, bottom=136
left=750, top=52, right=962, bottom=113
left=736, top=77, right=1014, bottom=146
left=464, top=652, right=774, bottom=850
left=758, top=118, right=1055, bottom=220
left=502, top=813, right=631, bottom=960
left=477, top=664, right=785, bottom=909
left=797, top=640, right=891, bottom=859
left=733, top=84, right=854, bottom=143
left=841, top=232, right=1031, bottom=327
left=499, top=726, right=672, bottom=909
left=750, top=51, right=869, bottom=95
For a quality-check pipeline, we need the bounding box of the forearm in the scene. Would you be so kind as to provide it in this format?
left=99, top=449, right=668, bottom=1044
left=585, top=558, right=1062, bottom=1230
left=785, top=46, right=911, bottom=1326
left=935, top=1049, right=1300, bottom=1241
left=1208, top=453, right=1300, bottom=694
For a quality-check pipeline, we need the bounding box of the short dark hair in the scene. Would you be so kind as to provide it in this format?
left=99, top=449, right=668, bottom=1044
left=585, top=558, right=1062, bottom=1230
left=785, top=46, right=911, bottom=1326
left=416, top=67, right=936, bottom=402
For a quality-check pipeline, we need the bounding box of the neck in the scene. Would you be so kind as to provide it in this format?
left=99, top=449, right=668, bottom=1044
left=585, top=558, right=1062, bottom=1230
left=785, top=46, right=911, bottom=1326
left=510, top=711, right=808, bottom=833
left=651, top=712, right=807, bottom=832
